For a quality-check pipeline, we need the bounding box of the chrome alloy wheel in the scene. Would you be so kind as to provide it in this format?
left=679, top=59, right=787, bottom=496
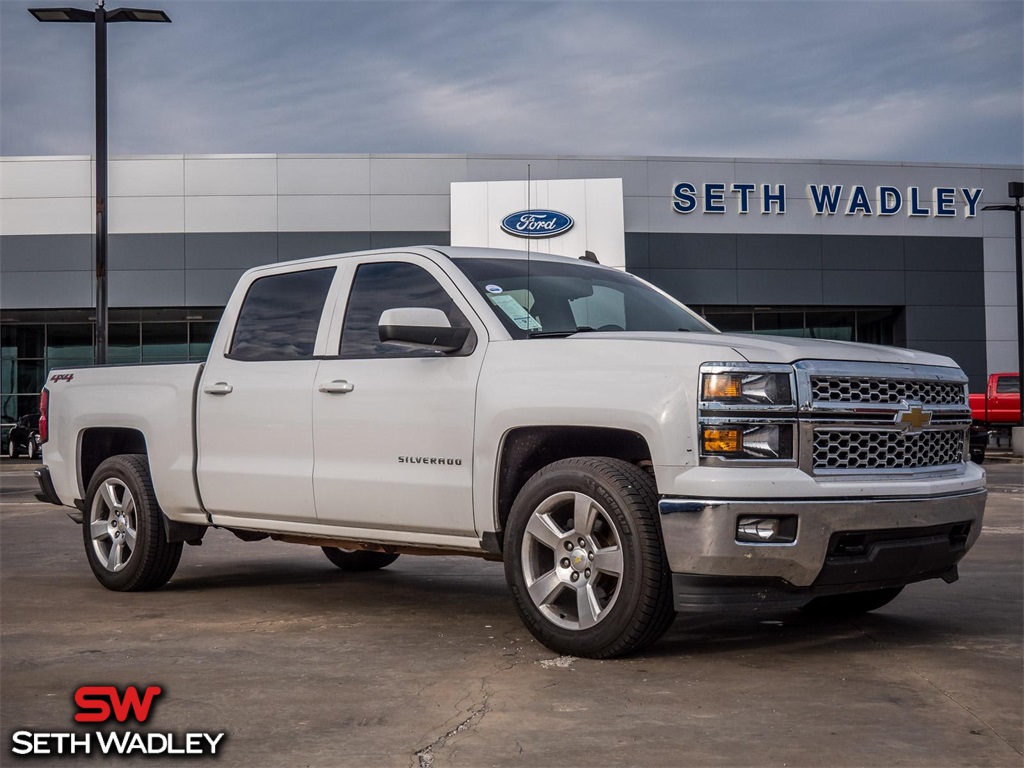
left=520, top=491, right=624, bottom=631
left=89, top=477, right=138, bottom=572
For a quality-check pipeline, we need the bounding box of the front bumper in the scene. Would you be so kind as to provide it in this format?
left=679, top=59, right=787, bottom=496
left=659, top=488, right=986, bottom=610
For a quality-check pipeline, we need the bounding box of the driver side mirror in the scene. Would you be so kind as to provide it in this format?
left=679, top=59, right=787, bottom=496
left=378, top=307, right=471, bottom=353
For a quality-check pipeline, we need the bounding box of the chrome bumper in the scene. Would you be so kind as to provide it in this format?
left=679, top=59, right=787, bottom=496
left=658, top=488, right=987, bottom=588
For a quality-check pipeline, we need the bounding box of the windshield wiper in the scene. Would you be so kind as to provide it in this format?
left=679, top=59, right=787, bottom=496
left=528, top=326, right=596, bottom=338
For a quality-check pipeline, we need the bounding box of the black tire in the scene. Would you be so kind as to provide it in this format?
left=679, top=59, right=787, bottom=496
left=27, top=440, right=37, bottom=460
left=7, top=439, right=16, bottom=459
left=321, top=547, right=400, bottom=571
left=83, top=454, right=182, bottom=591
left=800, top=586, right=904, bottom=616
left=504, top=457, right=675, bottom=659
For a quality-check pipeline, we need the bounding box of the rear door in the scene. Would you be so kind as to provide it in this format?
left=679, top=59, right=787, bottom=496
left=311, top=254, right=485, bottom=536
left=197, top=265, right=340, bottom=523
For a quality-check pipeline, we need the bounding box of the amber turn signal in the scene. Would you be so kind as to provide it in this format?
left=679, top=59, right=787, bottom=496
left=702, top=374, right=742, bottom=400
left=702, top=427, right=741, bottom=454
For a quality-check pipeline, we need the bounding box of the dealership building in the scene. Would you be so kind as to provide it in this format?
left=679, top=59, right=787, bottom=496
left=1, top=152, right=1021, bottom=422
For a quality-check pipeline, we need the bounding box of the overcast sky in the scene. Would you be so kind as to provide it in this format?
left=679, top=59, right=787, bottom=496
left=1, top=0, right=1021, bottom=165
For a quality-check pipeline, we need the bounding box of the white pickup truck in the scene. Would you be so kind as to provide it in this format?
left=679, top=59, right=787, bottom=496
left=36, top=246, right=986, bottom=658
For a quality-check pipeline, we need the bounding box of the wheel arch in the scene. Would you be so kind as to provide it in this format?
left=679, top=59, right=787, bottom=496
left=78, top=427, right=148, bottom=499
left=493, top=426, right=654, bottom=549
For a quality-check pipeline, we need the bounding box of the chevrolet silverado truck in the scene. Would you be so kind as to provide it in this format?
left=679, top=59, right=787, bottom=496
left=35, top=246, right=987, bottom=658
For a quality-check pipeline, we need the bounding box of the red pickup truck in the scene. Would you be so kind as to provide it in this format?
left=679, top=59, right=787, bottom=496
left=970, top=373, right=1021, bottom=427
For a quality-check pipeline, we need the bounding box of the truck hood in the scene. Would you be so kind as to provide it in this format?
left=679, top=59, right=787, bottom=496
left=577, top=331, right=958, bottom=368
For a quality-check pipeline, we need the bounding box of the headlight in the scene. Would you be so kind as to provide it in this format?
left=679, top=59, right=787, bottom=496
left=701, top=371, right=792, bottom=406
left=701, top=424, right=795, bottom=460
left=698, top=364, right=797, bottom=463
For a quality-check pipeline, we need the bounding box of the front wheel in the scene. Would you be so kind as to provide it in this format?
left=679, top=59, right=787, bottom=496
left=504, top=457, right=675, bottom=659
left=321, top=547, right=399, bottom=571
left=26, top=440, right=37, bottom=460
left=83, top=454, right=182, bottom=591
left=801, top=586, right=904, bottom=616
left=7, top=439, right=16, bottom=459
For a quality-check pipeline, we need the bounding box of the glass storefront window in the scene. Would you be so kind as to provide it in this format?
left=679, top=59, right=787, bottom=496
left=142, top=322, right=188, bottom=360
left=47, top=324, right=94, bottom=361
left=188, top=322, right=219, bottom=361
left=109, top=324, right=142, bottom=364
left=755, top=312, right=807, bottom=338
left=806, top=311, right=854, bottom=341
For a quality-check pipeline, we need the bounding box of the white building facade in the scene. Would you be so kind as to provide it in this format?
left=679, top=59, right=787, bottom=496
left=1, top=153, right=1020, bottom=421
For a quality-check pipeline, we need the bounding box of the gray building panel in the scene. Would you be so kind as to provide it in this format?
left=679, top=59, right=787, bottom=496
left=904, top=236, right=984, bottom=271
left=821, top=235, right=905, bottom=271
left=0, top=271, right=92, bottom=308
left=904, top=305, right=986, bottom=342
left=185, top=269, right=247, bottom=307
left=278, top=232, right=373, bottom=261
left=737, top=269, right=823, bottom=305
left=737, top=234, right=821, bottom=271
left=647, top=268, right=739, bottom=304
left=185, top=233, right=278, bottom=270
left=109, top=270, right=185, bottom=307
left=624, top=233, right=650, bottom=270
left=904, top=270, right=985, bottom=307
left=648, top=233, right=736, bottom=269
left=110, top=233, right=184, bottom=271
left=0, top=234, right=91, bottom=272
left=369, top=231, right=450, bottom=249
left=822, top=270, right=906, bottom=305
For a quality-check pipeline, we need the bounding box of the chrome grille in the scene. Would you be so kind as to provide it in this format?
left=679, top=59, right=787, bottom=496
left=813, top=429, right=965, bottom=470
left=810, top=376, right=965, bottom=405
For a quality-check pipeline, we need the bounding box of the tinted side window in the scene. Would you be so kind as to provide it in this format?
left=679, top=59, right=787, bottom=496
left=339, top=262, right=470, bottom=358
left=996, top=376, right=1020, bottom=394
left=229, top=268, right=335, bottom=361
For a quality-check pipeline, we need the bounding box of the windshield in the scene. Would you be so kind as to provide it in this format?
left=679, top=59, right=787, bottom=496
left=453, top=258, right=716, bottom=338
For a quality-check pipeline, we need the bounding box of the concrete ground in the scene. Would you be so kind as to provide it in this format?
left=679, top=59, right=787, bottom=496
left=1, top=456, right=1021, bottom=767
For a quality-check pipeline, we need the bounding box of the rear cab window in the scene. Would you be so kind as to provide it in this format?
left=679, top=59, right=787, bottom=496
left=228, top=268, right=336, bottom=361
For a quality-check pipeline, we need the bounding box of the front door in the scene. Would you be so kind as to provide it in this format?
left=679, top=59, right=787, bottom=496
left=312, top=256, right=484, bottom=536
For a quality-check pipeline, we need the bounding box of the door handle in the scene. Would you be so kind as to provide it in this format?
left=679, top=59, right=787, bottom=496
left=203, top=381, right=233, bottom=396
left=318, top=380, right=355, bottom=395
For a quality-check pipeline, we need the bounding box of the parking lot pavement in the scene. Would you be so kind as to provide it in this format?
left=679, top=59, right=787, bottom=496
left=1, top=458, right=1021, bottom=767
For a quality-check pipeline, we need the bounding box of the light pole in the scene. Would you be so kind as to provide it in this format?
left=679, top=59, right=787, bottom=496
left=29, top=2, right=171, bottom=365
left=982, top=181, right=1024, bottom=443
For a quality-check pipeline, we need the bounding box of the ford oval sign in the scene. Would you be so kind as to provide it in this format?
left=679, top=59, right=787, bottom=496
left=500, top=210, right=574, bottom=239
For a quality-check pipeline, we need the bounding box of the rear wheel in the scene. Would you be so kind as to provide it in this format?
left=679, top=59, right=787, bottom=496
left=504, top=457, right=675, bottom=658
left=27, top=440, right=37, bottom=460
left=801, top=586, right=904, bottom=616
left=7, top=439, right=16, bottom=459
left=321, top=547, right=399, bottom=571
left=83, top=454, right=182, bottom=591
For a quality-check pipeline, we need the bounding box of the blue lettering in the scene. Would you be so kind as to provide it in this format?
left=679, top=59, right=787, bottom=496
left=809, top=184, right=843, bottom=215
left=845, top=185, right=872, bottom=215
left=877, top=186, right=902, bottom=216
left=934, top=187, right=956, bottom=217
left=672, top=183, right=697, bottom=214
left=732, top=183, right=756, bottom=213
left=704, top=183, right=726, bottom=213
left=909, top=186, right=930, bottom=216
left=762, top=184, right=786, bottom=214
left=961, top=187, right=983, bottom=218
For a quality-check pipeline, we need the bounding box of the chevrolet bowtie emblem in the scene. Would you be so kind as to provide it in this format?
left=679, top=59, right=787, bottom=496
left=896, top=405, right=932, bottom=430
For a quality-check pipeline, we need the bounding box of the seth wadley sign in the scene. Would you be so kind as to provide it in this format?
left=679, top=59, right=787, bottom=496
left=672, top=183, right=984, bottom=218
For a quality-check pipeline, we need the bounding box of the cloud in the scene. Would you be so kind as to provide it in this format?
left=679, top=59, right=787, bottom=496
left=1, top=0, right=1020, bottom=164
